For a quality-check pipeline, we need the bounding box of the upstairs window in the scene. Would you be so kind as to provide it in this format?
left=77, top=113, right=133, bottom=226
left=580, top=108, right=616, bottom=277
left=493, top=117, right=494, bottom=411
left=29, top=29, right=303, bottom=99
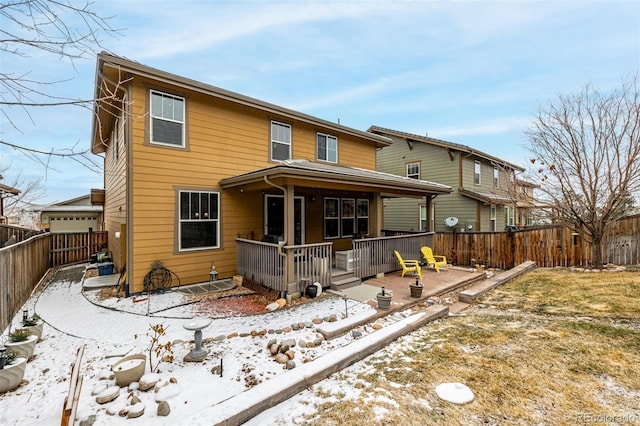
left=474, top=161, right=481, bottom=185
left=271, top=121, right=291, bottom=161
left=179, top=191, right=219, bottom=251
left=407, top=162, right=420, bottom=179
left=317, top=133, right=337, bottom=163
left=150, top=90, right=185, bottom=147
left=493, top=166, right=499, bottom=188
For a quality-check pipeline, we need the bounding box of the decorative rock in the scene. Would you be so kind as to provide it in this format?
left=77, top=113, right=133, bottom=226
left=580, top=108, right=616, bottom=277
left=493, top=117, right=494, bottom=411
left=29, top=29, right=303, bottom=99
left=259, top=329, right=267, bottom=336
left=130, top=395, right=142, bottom=405
left=298, top=322, right=305, bottom=330
left=157, top=400, right=171, bottom=416
left=79, top=414, right=96, bottom=426
left=239, top=333, right=250, bottom=337
left=250, top=330, right=258, bottom=337
left=285, top=360, right=296, bottom=370
left=291, top=323, right=299, bottom=331
left=283, top=326, right=292, bottom=333
left=312, top=318, right=323, bottom=325
left=268, top=329, right=275, bottom=334
left=106, top=402, right=127, bottom=416
left=285, top=350, right=295, bottom=360
left=127, top=382, right=140, bottom=392
left=282, top=339, right=296, bottom=348
left=96, top=386, right=120, bottom=404
left=227, top=332, right=238, bottom=339
left=328, top=314, right=338, bottom=322
left=155, top=383, right=181, bottom=402
left=435, top=382, right=475, bottom=404
left=169, top=377, right=178, bottom=384
left=304, top=322, right=313, bottom=328
left=267, top=339, right=277, bottom=348
left=372, top=323, right=383, bottom=330
left=274, top=353, right=289, bottom=364
left=313, top=338, right=323, bottom=346
left=269, top=344, right=280, bottom=355
left=127, top=402, right=145, bottom=418
left=91, top=383, right=109, bottom=396
left=279, top=345, right=289, bottom=354
left=213, top=334, right=226, bottom=342
left=298, top=340, right=307, bottom=348
left=275, top=329, right=283, bottom=334
left=139, top=373, right=160, bottom=391
left=351, top=330, right=363, bottom=339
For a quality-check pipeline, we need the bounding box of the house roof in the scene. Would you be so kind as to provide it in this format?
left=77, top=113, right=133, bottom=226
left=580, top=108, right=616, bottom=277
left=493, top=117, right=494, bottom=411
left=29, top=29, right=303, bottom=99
left=368, top=126, right=525, bottom=172
left=458, top=187, right=514, bottom=205
left=219, top=159, right=452, bottom=198
left=0, top=183, right=20, bottom=197
left=91, top=52, right=392, bottom=154
left=38, top=205, right=103, bottom=214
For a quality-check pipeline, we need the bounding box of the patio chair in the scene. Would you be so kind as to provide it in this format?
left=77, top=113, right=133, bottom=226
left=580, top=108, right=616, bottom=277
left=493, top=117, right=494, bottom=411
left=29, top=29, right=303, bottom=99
left=420, top=246, right=448, bottom=273
left=393, top=250, right=423, bottom=279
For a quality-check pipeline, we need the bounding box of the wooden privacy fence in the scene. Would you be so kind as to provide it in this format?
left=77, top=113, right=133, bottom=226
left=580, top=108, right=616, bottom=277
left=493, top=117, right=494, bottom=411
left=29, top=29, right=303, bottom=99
left=0, top=228, right=109, bottom=333
left=433, top=215, right=640, bottom=269
left=0, top=233, right=51, bottom=333
left=50, top=231, right=108, bottom=267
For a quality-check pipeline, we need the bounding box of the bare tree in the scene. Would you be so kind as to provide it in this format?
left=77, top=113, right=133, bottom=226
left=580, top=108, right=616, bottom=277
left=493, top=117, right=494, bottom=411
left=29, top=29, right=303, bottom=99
left=0, top=0, right=118, bottom=168
left=525, top=76, right=640, bottom=267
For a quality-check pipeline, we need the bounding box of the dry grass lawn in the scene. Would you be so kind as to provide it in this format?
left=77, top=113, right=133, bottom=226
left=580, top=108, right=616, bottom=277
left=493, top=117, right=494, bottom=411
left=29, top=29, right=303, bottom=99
left=303, top=268, right=640, bottom=425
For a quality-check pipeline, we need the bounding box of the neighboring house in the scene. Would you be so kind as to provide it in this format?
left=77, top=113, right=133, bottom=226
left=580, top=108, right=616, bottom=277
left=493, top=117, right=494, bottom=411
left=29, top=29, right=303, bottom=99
left=371, top=126, right=533, bottom=233
left=37, top=194, right=104, bottom=233
left=90, top=53, right=451, bottom=295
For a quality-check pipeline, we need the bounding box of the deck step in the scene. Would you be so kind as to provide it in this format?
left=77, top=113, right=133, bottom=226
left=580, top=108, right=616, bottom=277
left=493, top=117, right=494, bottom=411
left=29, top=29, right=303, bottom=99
left=330, top=276, right=361, bottom=291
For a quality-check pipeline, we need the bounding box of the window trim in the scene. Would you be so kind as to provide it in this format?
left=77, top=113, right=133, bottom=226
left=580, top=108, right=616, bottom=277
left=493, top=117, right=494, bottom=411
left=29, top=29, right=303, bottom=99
left=324, top=197, right=340, bottom=239
left=406, top=162, right=420, bottom=179
left=150, top=89, right=186, bottom=148
left=316, top=132, right=338, bottom=163
left=474, top=160, right=481, bottom=185
left=493, top=166, right=499, bottom=188
left=177, top=189, right=220, bottom=252
left=270, top=120, right=292, bottom=162
left=490, top=204, right=497, bottom=232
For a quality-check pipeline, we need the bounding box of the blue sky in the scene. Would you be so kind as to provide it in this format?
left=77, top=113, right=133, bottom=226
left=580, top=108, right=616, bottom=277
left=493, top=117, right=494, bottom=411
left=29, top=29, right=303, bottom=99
left=2, top=0, right=639, bottom=205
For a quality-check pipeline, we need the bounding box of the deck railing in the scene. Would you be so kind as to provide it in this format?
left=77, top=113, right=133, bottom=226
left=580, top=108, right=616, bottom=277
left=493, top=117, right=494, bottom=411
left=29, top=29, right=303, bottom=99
left=236, top=238, right=285, bottom=291
left=283, top=242, right=333, bottom=289
left=353, top=232, right=434, bottom=278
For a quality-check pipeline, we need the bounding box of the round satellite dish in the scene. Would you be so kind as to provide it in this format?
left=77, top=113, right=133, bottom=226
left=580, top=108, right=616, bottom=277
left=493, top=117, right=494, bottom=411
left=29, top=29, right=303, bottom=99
left=445, top=217, right=459, bottom=227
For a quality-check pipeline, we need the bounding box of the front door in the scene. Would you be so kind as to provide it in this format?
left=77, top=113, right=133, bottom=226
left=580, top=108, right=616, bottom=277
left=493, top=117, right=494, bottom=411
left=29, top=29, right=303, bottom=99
left=265, top=195, right=305, bottom=245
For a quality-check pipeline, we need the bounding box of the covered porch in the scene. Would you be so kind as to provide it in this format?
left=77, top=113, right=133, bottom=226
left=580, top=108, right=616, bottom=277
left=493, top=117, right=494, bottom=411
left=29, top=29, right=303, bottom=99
left=220, top=160, right=452, bottom=297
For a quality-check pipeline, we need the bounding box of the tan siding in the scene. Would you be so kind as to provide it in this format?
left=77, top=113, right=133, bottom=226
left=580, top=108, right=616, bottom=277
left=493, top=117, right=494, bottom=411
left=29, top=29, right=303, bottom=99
left=119, top=78, right=381, bottom=292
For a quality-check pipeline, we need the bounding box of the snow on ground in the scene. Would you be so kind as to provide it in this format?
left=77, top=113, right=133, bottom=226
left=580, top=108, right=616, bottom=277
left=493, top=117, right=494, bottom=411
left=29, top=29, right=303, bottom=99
left=0, top=265, right=419, bottom=425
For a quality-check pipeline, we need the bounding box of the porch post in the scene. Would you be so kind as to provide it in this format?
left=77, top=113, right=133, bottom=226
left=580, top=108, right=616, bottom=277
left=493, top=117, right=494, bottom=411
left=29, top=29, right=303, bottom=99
left=285, top=184, right=296, bottom=285
left=373, top=193, right=382, bottom=237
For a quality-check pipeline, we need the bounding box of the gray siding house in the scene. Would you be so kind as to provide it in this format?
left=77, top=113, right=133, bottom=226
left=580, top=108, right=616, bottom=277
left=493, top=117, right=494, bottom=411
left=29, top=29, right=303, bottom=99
left=371, top=126, right=533, bottom=233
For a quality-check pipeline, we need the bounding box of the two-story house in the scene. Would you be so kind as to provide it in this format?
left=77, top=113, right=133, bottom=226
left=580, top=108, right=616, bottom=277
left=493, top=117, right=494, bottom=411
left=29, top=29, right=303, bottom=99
left=90, top=53, right=451, bottom=296
left=371, top=126, right=531, bottom=233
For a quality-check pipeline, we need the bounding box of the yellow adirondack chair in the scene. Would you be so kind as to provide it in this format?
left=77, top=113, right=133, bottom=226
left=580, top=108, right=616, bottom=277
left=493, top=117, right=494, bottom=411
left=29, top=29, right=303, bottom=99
left=394, top=250, right=423, bottom=279
left=421, top=246, right=448, bottom=273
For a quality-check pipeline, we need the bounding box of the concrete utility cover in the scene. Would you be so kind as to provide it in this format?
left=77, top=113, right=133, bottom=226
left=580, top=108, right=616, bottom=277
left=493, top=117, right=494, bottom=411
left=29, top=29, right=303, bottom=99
left=435, top=382, right=475, bottom=404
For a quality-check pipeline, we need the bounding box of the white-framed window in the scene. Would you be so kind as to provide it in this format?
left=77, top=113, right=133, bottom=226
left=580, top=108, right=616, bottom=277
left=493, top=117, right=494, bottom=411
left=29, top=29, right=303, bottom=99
left=474, top=161, right=481, bottom=185
left=357, top=199, right=369, bottom=237
left=490, top=204, right=497, bottom=232
left=150, top=90, right=185, bottom=147
left=493, top=166, right=499, bottom=188
left=420, top=205, right=427, bottom=231
left=505, top=206, right=514, bottom=226
left=179, top=190, right=219, bottom=251
left=407, top=162, right=420, bottom=179
left=324, top=197, right=340, bottom=239
left=271, top=121, right=291, bottom=161
left=317, top=133, right=337, bottom=163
